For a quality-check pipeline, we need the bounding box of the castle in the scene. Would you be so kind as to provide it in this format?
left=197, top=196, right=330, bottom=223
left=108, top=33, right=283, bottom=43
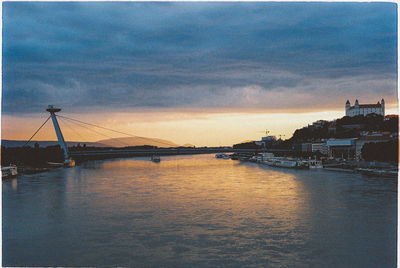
left=345, top=99, right=385, bottom=117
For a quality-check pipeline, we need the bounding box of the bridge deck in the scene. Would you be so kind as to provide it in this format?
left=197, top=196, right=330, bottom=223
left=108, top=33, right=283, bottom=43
left=70, top=148, right=291, bottom=160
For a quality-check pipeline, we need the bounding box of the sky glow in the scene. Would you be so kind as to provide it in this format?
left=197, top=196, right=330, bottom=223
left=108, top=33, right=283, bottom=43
left=2, top=2, right=398, bottom=146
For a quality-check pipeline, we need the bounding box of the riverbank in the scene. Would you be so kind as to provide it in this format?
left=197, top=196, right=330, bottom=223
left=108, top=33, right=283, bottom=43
left=228, top=153, right=398, bottom=178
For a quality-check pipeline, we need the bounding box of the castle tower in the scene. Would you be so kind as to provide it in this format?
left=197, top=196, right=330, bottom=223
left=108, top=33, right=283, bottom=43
left=345, top=100, right=350, bottom=116
left=344, top=98, right=386, bottom=117
left=354, top=99, right=359, bottom=115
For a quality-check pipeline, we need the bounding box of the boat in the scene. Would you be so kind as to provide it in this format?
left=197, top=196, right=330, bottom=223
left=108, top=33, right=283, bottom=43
left=47, top=162, right=64, bottom=167
left=259, top=153, right=298, bottom=168
left=263, top=157, right=297, bottom=168
left=248, top=155, right=258, bottom=162
left=238, top=155, right=251, bottom=161
left=229, top=154, right=238, bottom=160
left=216, top=153, right=230, bottom=159
left=65, top=159, right=76, bottom=167
left=151, top=155, right=161, bottom=162
left=308, top=159, right=323, bottom=169
left=2, top=165, right=18, bottom=179
left=258, top=153, right=274, bottom=162
left=47, top=159, right=75, bottom=168
left=355, top=168, right=398, bottom=178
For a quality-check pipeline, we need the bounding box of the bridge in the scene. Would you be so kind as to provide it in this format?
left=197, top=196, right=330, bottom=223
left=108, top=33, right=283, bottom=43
left=70, top=147, right=291, bottom=160
left=26, top=106, right=292, bottom=164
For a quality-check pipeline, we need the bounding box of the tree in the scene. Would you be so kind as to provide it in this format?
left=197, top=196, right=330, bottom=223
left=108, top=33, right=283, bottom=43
left=361, top=140, right=398, bottom=163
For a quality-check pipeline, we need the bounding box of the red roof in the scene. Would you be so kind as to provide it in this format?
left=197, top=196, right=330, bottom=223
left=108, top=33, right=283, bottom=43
left=349, top=104, right=381, bottom=109
left=359, top=104, right=381, bottom=108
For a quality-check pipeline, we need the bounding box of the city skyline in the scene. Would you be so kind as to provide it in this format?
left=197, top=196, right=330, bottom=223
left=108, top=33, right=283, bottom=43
left=2, top=2, right=398, bottom=146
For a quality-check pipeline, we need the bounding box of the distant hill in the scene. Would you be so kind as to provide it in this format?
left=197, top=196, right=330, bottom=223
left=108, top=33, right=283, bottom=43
left=182, top=143, right=195, bottom=147
left=97, top=137, right=179, bottom=148
left=1, top=140, right=108, bottom=148
left=3, top=137, right=182, bottom=148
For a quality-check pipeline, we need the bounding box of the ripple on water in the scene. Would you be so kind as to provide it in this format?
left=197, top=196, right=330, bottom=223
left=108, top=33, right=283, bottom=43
left=2, top=154, right=397, bottom=267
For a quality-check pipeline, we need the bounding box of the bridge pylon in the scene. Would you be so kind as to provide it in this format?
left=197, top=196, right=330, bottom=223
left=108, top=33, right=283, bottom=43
left=46, top=105, right=75, bottom=167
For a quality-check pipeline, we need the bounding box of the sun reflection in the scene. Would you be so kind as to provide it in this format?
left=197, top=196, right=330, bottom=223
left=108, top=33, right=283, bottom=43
left=12, top=179, right=18, bottom=192
left=5, top=154, right=396, bottom=266
left=71, top=155, right=311, bottom=241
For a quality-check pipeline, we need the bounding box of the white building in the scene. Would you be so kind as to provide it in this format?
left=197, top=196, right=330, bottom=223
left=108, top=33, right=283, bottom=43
left=312, top=143, right=327, bottom=155
left=326, top=138, right=357, bottom=159
left=345, top=99, right=385, bottom=117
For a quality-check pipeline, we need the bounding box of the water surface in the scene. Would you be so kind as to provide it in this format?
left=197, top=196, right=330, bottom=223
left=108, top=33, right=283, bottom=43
left=3, top=154, right=397, bottom=267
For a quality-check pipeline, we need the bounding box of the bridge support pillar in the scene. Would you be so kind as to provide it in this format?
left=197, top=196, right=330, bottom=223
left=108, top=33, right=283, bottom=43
left=46, top=105, right=75, bottom=167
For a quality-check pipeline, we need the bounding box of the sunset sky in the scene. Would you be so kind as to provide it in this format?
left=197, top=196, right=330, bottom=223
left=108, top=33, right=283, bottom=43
left=2, top=2, right=398, bottom=147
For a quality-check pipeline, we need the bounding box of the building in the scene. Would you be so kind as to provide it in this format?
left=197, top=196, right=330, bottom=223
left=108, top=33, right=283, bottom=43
left=261, top=136, right=276, bottom=142
left=312, top=120, right=328, bottom=128
left=312, top=143, right=327, bottom=155
left=255, top=135, right=277, bottom=148
left=301, top=143, right=312, bottom=153
left=326, top=138, right=357, bottom=159
left=341, top=124, right=364, bottom=130
left=345, top=99, right=385, bottom=117
left=328, top=122, right=336, bottom=135
left=355, top=136, right=392, bottom=160
left=384, top=114, right=398, bottom=121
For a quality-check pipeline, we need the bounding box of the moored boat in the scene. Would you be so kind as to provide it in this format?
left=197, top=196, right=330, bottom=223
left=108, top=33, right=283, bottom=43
left=151, top=155, right=161, bottom=162
left=308, top=159, right=323, bottom=169
left=248, top=155, right=258, bottom=162
left=216, top=153, right=230, bottom=159
left=263, top=157, right=297, bottom=168
left=2, top=165, right=18, bottom=179
left=355, top=168, right=398, bottom=178
left=47, top=159, right=75, bottom=168
left=229, top=154, right=238, bottom=160
left=47, top=162, right=64, bottom=167
left=65, top=159, right=76, bottom=167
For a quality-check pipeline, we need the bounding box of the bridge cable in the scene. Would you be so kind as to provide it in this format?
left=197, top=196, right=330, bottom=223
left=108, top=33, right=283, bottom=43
left=57, top=116, right=131, bottom=147
left=57, top=115, right=173, bottom=147
left=58, top=116, right=129, bottom=147
left=23, top=116, right=51, bottom=147
left=57, top=116, right=86, bottom=143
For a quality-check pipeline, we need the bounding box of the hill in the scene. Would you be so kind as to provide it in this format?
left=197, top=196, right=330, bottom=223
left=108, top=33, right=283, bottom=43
left=290, top=114, right=398, bottom=143
left=1, top=140, right=108, bottom=148
left=182, top=143, right=195, bottom=147
left=96, top=137, right=179, bottom=148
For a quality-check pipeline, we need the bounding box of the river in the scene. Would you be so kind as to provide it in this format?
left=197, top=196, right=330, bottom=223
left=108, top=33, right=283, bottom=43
left=3, top=154, right=397, bottom=267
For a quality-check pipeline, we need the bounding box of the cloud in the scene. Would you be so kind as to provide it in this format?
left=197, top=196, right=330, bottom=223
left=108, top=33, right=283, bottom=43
left=2, top=2, right=397, bottom=115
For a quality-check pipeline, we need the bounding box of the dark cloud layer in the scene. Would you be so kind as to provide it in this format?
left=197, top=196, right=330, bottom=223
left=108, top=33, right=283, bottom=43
left=3, top=2, right=397, bottom=114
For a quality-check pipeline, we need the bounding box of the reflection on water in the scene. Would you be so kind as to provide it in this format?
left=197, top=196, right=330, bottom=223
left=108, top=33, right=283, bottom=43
left=3, top=154, right=397, bottom=267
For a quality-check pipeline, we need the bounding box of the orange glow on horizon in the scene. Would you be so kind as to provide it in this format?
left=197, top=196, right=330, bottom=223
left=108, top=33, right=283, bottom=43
left=2, top=106, right=398, bottom=147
